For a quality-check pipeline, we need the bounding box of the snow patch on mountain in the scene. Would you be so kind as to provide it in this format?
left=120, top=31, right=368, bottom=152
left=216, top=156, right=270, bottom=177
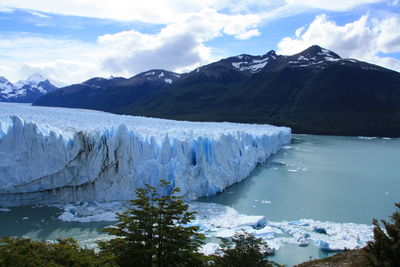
left=0, top=77, right=16, bottom=95
left=139, top=70, right=179, bottom=84
left=231, top=53, right=274, bottom=73
left=15, top=73, right=46, bottom=88
left=0, top=103, right=291, bottom=206
left=0, top=73, right=57, bottom=103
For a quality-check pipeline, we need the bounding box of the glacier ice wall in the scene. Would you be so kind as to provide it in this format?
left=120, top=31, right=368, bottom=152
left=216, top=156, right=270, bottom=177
left=0, top=103, right=291, bottom=206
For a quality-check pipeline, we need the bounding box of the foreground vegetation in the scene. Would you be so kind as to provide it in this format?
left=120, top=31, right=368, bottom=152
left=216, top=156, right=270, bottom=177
left=0, top=180, right=276, bottom=267
left=0, top=181, right=398, bottom=266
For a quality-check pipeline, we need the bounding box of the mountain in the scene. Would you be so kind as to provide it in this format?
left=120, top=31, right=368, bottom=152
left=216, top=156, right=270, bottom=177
left=0, top=73, right=58, bottom=103
left=124, top=45, right=400, bottom=137
left=33, top=45, right=400, bottom=137
left=34, top=69, right=181, bottom=113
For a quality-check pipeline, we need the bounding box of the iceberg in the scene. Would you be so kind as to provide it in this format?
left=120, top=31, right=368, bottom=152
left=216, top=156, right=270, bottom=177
left=0, top=103, right=291, bottom=206
left=55, top=201, right=373, bottom=253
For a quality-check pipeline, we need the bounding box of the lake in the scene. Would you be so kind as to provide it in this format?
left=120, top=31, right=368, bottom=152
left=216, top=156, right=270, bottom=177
left=1, top=134, right=399, bottom=266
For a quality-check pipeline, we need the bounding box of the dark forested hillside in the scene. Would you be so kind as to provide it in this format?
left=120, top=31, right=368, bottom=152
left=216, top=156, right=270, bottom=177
left=34, top=46, right=400, bottom=137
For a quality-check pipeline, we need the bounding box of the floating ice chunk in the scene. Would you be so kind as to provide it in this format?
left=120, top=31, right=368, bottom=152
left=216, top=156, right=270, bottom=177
left=52, top=200, right=373, bottom=254
left=57, top=201, right=126, bottom=222
left=199, top=243, right=221, bottom=256
left=59, top=211, right=118, bottom=223
left=255, top=200, right=272, bottom=205
left=358, top=136, right=377, bottom=140
left=0, top=207, right=10, bottom=212
left=253, top=225, right=281, bottom=239
left=313, top=226, right=327, bottom=235
left=190, top=202, right=267, bottom=229
left=22, top=217, right=28, bottom=220
left=268, top=219, right=373, bottom=251
left=314, top=239, right=358, bottom=252
left=215, top=226, right=255, bottom=238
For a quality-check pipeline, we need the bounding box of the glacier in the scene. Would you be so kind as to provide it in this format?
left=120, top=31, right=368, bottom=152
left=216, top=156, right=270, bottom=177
left=0, top=103, right=291, bottom=206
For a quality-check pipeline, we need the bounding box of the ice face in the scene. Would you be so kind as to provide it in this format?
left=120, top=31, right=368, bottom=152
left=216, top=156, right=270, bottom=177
left=0, top=103, right=291, bottom=206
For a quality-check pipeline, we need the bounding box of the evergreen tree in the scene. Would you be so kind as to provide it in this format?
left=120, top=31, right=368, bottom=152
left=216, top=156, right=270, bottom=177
left=0, top=237, right=110, bottom=267
left=98, top=180, right=205, bottom=267
left=365, top=202, right=400, bottom=267
left=215, top=231, right=274, bottom=267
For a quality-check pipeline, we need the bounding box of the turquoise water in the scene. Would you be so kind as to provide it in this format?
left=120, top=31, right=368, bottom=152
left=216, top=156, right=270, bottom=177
left=199, top=134, right=400, bottom=266
left=1, top=135, right=399, bottom=266
left=200, top=135, right=400, bottom=224
left=0, top=206, right=110, bottom=248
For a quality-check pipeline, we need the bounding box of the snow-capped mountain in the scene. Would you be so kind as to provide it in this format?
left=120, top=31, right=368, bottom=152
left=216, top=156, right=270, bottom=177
left=137, top=69, right=181, bottom=84
left=34, top=69, right=180, bottom=113
left=0, top=73, right=58, bottom=103
left=228, top=50, right=278, bottom=74
left=122, top=45, right=400, bottom=137
left=0, top=76, right=17, bottom=96
left=33, top=45, right=400, bottom=136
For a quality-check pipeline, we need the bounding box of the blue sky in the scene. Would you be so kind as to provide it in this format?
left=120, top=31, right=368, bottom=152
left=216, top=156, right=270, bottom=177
left=0, top=0, right=399, bottom=85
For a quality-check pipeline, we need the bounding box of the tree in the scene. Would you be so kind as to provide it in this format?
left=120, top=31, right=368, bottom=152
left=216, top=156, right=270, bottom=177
left=215, top=231, right=275, bottom=267
left=98, top=180, right=205, bottom=267
left=0, top=237, right=109, bottom=267
left=365, top=202, right=400, bottom=267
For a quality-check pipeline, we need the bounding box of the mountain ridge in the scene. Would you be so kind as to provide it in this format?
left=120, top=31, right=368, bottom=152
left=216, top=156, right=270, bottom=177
left=34, top=45, right=400, bottom=137
left=0, top=73, right=58, bottom=103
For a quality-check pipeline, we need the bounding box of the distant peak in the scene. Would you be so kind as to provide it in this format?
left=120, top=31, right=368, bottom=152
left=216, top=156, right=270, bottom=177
left=27, top=73, right=46, bottom=83
left=299, top=45, right=341, bottom=59
left=0, top=76, right=10, bottom=83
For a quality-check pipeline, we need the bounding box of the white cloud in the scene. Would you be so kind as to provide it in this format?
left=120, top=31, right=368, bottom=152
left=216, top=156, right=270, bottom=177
left=27, top=10, right=51, bottom=19
left=97, top=8, right=262, bottom=74
left=0, top=7, right=14, bottom=13
left=98, top=30, right=211, bottom=74
left=0, top=0, right=385, bottom=23
left=0, top=0, right=395, bottom=84
left=277, top=14, right=400, bottom=71
left=0, top=7, right=263, bottom=84
left=284, top=0, right=383, bottom=11
left=0, top=33, right=106, bottom=84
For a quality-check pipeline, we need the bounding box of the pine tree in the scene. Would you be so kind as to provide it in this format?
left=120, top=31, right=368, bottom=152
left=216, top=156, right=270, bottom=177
left=215, top=231, right=274, bottom=267
left=98, top=180, right=205, bottom=267
left=365, top=202, right=400, bottom=267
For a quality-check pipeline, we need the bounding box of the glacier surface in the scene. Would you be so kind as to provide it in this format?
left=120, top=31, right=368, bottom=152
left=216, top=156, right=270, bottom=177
left=0, top=103, right=291, bottom=206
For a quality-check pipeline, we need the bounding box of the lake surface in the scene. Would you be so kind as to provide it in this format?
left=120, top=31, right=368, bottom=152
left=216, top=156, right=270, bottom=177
left=200, top=134, right=400, bottom=224
left=1, top=134, right=399, bottom=266
left=199, top=134, right=400, bottom=265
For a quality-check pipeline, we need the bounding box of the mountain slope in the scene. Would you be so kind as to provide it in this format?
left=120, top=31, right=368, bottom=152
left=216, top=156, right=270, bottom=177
left=125, top=46, right=400, bottom=137
left=0, top=74, right=57, bottom=103
left=34, top=70, right=180, bottom=113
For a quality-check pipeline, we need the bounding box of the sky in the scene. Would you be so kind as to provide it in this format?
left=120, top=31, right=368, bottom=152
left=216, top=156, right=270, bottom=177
left=0, top=0, right=399, bottom=86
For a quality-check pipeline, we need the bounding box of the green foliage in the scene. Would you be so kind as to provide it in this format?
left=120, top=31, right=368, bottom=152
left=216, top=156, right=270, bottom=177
left=365, top=202, right=400, bottom=267
left=215, top=231, right=275, bottom=267
left=98, top=179, right=206, bottom=267
left=0, top=237, right=111, bottom=267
